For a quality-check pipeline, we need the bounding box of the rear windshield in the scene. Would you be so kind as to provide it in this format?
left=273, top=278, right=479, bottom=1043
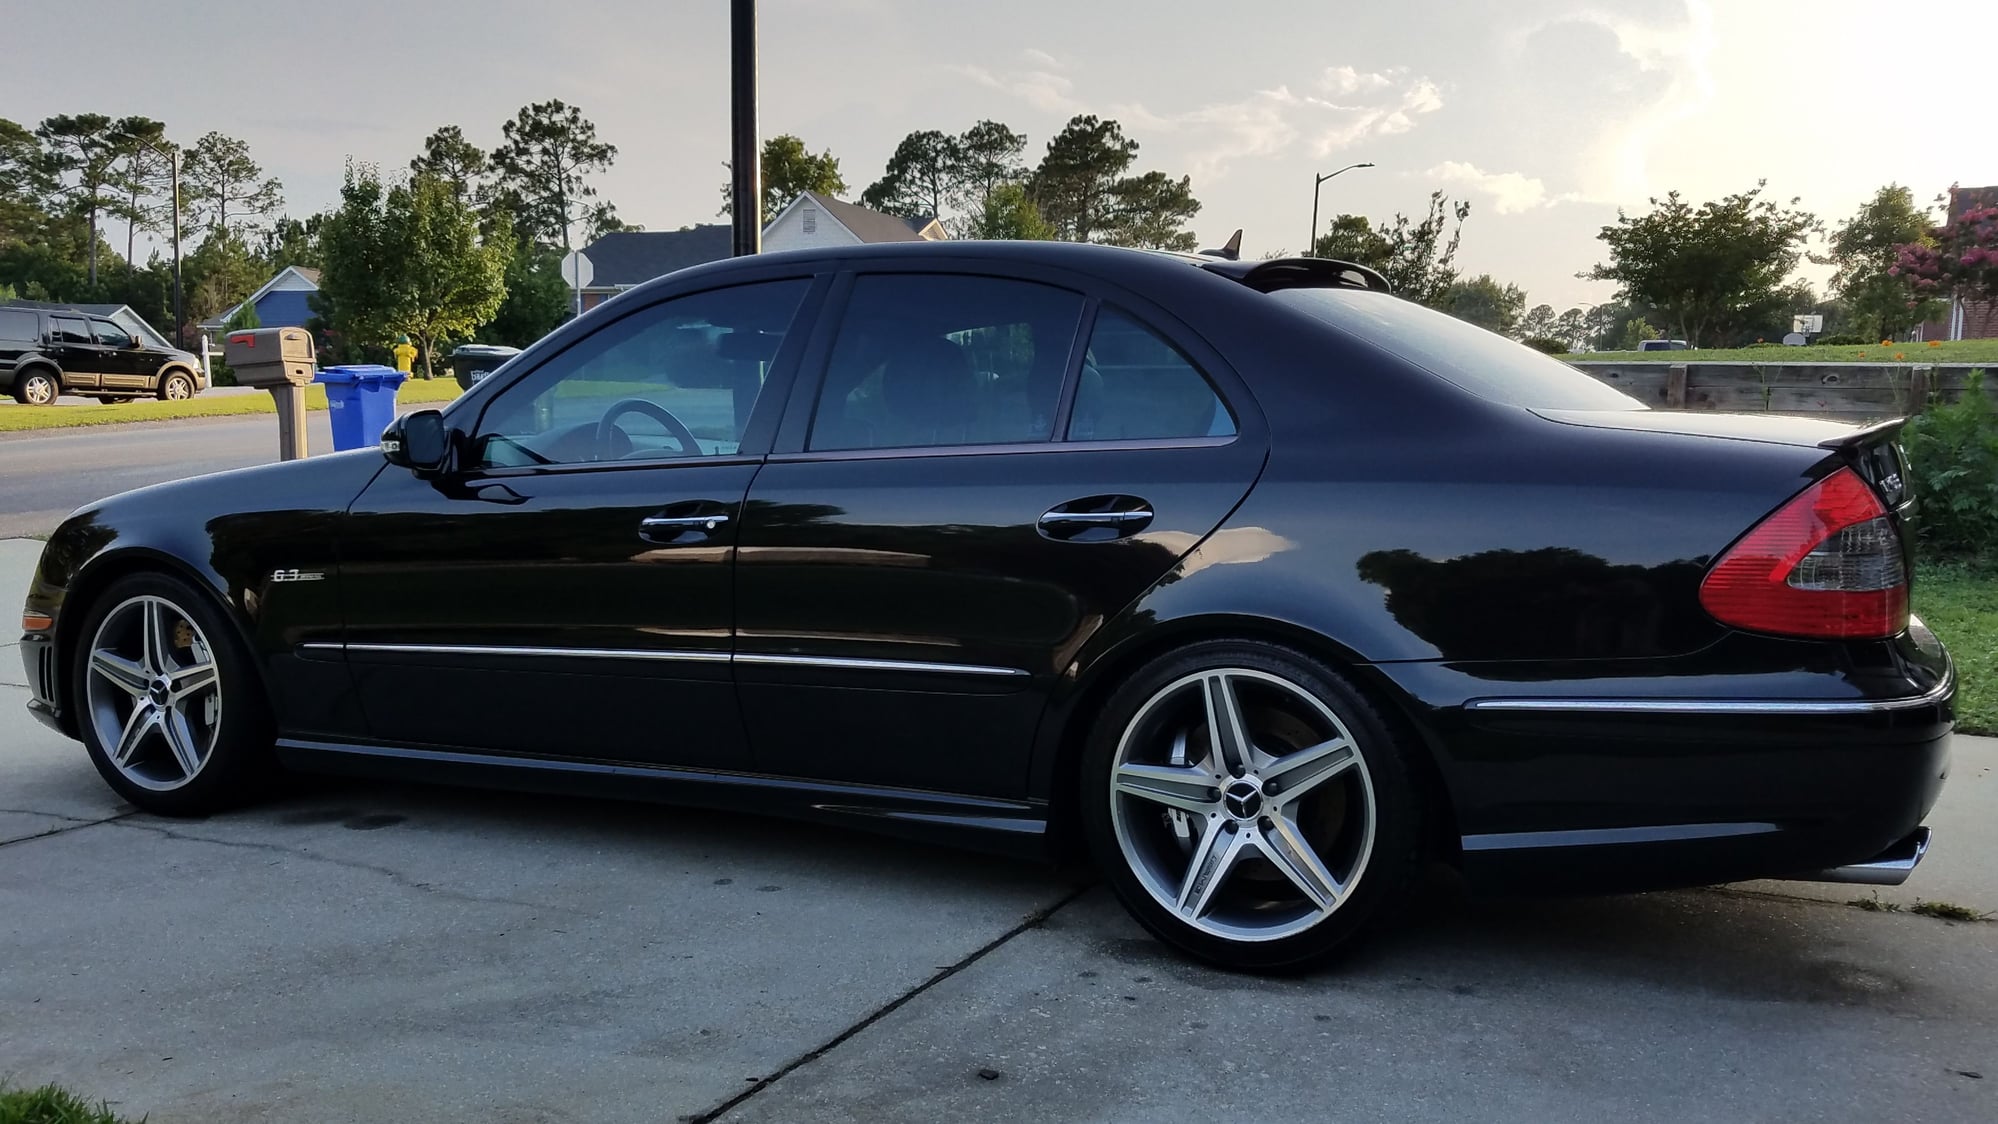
left=1269, top=288, right=1644, bottom=412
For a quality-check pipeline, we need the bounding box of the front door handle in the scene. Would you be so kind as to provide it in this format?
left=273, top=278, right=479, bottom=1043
left=640, top=512, right=731, bottom=544
left=1038, top=496, right=1154, bottom=542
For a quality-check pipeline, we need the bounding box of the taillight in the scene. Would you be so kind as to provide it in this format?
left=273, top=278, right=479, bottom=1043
left=1699, top=466, right=1908, bottom=640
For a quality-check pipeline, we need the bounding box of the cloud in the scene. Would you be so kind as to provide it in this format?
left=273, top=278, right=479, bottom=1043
left=1426, top=161, right=1587, bottom=214
left=957, top=58, right=1444, bottom=176
left=1019, top=47, right=1062, bottom=70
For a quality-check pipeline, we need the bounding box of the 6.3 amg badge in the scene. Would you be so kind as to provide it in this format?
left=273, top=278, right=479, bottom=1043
left=269, top=569, right=326, bottom=584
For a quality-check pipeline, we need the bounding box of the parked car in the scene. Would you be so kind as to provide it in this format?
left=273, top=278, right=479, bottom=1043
left=17, top=242, right=1951, bottom=972
left=0, top=306, right=205, bottom=405
left=1637, top=338, right=1691, bottom=351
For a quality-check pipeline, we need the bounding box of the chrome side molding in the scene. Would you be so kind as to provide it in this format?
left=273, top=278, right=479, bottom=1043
left=1465, top=678, right=1951, bottom=717
left=298, top=641, right=1026, bottom=679
left=1789, top=827, right=1931, bottom=886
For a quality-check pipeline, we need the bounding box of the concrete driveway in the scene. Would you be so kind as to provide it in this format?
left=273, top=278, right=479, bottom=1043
left=1, top=537, right=1993, bottom=1123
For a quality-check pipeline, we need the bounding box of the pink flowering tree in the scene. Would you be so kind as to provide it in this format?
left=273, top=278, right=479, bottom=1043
left=1892, top=204, right=1998, bottom=304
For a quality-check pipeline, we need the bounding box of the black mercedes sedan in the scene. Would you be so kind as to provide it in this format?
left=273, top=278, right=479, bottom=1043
left=18, top=242, right=1953, bottom=971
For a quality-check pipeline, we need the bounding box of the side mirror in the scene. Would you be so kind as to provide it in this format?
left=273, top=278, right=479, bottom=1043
left=382, top=409, right=451, bottom=474
left=129, top=334, right=142, bottom=349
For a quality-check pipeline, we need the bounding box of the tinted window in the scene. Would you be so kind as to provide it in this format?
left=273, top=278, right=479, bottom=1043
left=808, top=274, right=1085, bottom=451
left=1270, top=289, right=1644, bottom=411
left=0, top=310, right=36, bottom=340
left=473, top=279, right=809, bottom=469
left=1069, top=308, right=1235, bottom=441
left=51, top=317, right=91, bottom=345
left=90, top=320, right=130, bottom=346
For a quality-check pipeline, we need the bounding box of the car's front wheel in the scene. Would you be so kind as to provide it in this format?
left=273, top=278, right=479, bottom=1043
left=1080, top=640, right=1427, bottom=972
left=71, top=572, right=276, bottom=815
left=12, top=369, right=59, bottom=405
left=158, top=370, right=195, bottom=401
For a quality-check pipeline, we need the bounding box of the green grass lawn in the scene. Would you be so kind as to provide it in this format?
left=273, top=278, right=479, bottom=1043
left=0, top=378, right=463, bottom=434
left=1917, top=561, right=1997, bottom=736
left=1568, top=339, right=1998, bottom=364
left=0, top=1083, right=134, bottom=1124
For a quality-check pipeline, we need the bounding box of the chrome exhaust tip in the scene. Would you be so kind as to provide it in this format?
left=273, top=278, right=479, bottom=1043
left=1793, top=827, right=1931, bottom=886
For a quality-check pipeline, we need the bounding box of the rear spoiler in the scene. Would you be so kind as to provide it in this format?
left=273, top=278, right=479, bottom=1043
left=1200, top=256, right=1393, bottom=294
left=1817, top=417, right=1906, bottom=452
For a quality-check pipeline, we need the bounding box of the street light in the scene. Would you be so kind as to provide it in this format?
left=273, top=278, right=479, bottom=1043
left=138, top=138, right=184, bottom=349
left=1310, top=162, right=1374, bottom=258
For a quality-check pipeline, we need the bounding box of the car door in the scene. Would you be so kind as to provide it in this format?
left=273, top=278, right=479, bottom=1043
left=89, top=318, right=150, bottom=392
left=733, top=268, right=1269, bottom=799
left=336, top=274, right=824, bottom=768
left=47, top=315, right=101, bottom=391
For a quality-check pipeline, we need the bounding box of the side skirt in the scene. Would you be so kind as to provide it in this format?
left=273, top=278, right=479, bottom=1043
left=274, top=738, right=1053, bottom=861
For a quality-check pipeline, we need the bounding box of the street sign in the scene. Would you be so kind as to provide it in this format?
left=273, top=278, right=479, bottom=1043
left=561, top=250, right=595, bottom=291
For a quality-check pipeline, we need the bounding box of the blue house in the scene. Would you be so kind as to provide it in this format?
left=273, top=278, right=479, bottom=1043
left=200, top=266, right=320, bottom=332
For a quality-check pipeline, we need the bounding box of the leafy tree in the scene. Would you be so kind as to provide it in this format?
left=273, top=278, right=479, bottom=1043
left=1552, top=307, right=1592, bottom=351
left=1029, top=115, right=1138, bottom=243
left=1443, top=274, right=1527, bottom=336
left=182, top=132, right=284, bottom=237
left=583, top=200, right=638, bottom=242
left=479, top=228, right=570, bottom=348
left=0, top=117, right=53, bottom=248
left=491, top=100, right=618, bottom=251
left=721, top=134, right=847, bottom=220
left=1519, top=303, right=1558, bottom=340
left=411, top=125, right=489, bottom=207
left=1586, top=182, right=1817, bottom=347
left=1894, top=197, right=1998, bottom=309
left=1104, top=170, right=1201, bottom=250
left=36, top=114, right=121, bottom=286
left=862, top=130, right=960, bottom=221
left=108, top=116, right=171, bottom=266
left=261, top=214, right=325, bottom=273
left=1824, top=185, right=1940, bottom=340
left=183, top=227, right=266, bottom=324
left=953, top=120, right=1028, bottom=215
left=967, top=182, right=1055, bottom=240
left=1314, top=192, right=1471, bottom=308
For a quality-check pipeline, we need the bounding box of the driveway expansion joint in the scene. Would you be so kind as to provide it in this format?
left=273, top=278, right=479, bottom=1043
left=683, top=882, right=1093, bottom=1124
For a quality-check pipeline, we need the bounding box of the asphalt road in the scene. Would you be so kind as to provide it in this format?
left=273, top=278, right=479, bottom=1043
left=0, top=531, right=1993, bottom=1122
left=0, top=411, right=345, bottom=538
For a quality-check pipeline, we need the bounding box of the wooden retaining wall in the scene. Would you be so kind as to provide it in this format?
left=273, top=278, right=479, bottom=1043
left=1567, top=362, right=1997, bottom=423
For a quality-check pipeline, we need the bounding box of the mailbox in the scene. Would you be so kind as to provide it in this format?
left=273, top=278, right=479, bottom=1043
left=224, top=327, right=316, bottom=387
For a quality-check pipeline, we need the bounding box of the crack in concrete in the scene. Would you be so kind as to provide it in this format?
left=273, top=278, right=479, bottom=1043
left=106, top=818, right=564, bottom=914
left=682, top=883, right=1093, bottom=1124
left=0, top=809, right=139, bottom=849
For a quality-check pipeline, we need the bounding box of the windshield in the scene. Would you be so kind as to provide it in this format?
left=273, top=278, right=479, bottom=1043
left=1270, top=289, right=1644, bottom=412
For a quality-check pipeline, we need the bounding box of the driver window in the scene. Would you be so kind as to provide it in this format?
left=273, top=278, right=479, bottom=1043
left=90, top=320, right=131, bottom=346
left=472, top=279, right=809, bottom=469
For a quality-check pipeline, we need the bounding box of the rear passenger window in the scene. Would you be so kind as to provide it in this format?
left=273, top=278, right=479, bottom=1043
left=809, top=275, right=1085, bottom=451
left=51, top=317, right=90, bottom=345
left=1069, top=308, right=1235, bottom=442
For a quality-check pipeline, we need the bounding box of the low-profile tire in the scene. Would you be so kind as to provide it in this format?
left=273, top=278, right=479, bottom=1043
left=1079, top=639, right=1427, bottom=972
left=157, top=370, right=196, bottom=401
left=12, top=368, right=59, bottom=405
left=69, top=572, right=277, bottom=816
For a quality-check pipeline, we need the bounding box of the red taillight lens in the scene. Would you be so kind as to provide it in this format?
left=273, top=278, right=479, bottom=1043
left=1699, top=466, right=1908, bottom=640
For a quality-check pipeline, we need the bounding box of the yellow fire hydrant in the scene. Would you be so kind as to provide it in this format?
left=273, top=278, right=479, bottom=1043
left=392, top=336, right=418, bottom=375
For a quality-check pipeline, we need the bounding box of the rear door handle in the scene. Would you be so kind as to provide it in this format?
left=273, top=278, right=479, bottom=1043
left=1038, top=497, right=1154, bottom=541
left=639, top=511, right=731, bottom=544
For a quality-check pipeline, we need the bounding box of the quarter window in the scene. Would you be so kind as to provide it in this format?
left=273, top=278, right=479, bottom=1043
left=1069, top=308, right=1235, bottom=441
left=808, top=274, right=1085, bottom=451
left=471, top=279, right=809, bottom=469
left=0, top=310, right=37, bottom=340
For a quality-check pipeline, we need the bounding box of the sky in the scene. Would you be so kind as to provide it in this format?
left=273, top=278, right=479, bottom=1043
left=4, top=0, right=1991, bottom=312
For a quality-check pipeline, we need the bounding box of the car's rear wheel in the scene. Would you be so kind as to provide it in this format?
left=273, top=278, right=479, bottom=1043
left=71, top=573, right=276, bottom=815
left=13, top=369, right=59, bottom=405
left=158, top=371, right=195, bottom=401
left=1080, top=640, right=1426, bottom=972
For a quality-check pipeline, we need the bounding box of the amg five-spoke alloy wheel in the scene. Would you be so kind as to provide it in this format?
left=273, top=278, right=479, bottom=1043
left=1082, top=641, right=1425, bottom=971
left=72, top=573, right=275, bottom=814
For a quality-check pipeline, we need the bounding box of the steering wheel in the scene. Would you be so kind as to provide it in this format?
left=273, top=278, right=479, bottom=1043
left=595, top=398, right=703, bottom=460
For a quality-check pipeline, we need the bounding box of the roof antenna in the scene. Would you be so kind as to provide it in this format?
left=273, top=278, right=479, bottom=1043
left=1199, top=229, right=1243, bottom=261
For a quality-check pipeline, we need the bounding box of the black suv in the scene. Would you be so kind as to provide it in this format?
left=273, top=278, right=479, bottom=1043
left=0, top=306, right=206, bottom=405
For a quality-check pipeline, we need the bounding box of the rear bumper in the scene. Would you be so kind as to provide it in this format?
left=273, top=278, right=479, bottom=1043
left=1368, top=628, right=1955, bottom=894
left=1794, top=826, right=1930, bottom=886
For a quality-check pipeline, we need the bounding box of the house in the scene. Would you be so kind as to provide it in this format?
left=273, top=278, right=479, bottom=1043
left=761, top=191, right=946, bottom=253
left=1, top=299, right=173, bottom=351
left=1917, top=185, right=1998, bottom=342
left=200, top=266, right=321, bottom=332
left=571, top=195, right=946, bottom=309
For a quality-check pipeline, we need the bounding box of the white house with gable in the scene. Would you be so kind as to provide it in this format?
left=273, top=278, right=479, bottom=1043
left=762, top=191, right=945, bottom=253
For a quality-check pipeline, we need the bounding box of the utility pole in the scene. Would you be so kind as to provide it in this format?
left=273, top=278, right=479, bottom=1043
left=730, top=0, right=761, bottom=256
left=1310, top=162, right=1375, bottom=257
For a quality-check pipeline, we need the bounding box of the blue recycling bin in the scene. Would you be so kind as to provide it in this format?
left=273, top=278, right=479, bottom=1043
left=315, top=365, right=409, bottom=452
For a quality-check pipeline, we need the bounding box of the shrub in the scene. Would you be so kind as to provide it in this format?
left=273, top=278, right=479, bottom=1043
left=1520, top=336, right=1569, bottom=354
left=1899, top=369, right=1998, bottom=558
left=1815, top=332, right=1871, bottom=346
left=0, top=1083, right=134, bottom=1124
